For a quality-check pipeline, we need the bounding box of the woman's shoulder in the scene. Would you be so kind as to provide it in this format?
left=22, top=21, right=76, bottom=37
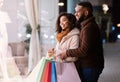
left=70, top=28, right=80, bottom=34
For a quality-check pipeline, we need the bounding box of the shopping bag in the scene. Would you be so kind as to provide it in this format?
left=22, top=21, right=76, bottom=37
left=36, top=57, right=48, bottom=82
left=51, top=61, right=57, bottom=82
left=25, top=57, right=46, bottom=82
left=55, top=62, right=63, bottom=75
left=40, top=61, right=51, bottom=82
left=56, top=62, right=81, bottom=82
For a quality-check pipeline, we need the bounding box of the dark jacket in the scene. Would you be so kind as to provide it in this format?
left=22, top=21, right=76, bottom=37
left=66, top=16, right=104, bottom=68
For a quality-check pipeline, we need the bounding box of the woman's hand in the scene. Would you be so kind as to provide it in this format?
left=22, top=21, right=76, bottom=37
left=48, top=48, right=54, bottom=53
left=47, top=48, right=54, bottom=57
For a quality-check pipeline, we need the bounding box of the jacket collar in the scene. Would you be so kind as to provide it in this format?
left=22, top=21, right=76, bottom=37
left=81, top=16, right=95, bottom=27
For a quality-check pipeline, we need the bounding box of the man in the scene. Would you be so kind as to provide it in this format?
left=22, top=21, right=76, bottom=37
left=60, top=2, right=104, bottom=82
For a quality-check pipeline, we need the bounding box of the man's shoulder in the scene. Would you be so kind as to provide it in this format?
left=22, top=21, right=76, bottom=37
left=81, top=17, right=96, bottom=27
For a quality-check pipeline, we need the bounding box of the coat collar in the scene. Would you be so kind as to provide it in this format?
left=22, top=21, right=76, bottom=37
left=59, top=28, right=80, bottom=44
left=81, top=16, right=95, bottom=27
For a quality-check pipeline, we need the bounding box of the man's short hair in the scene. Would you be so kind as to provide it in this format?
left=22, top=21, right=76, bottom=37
left=78, top=2, right=93, bottom=13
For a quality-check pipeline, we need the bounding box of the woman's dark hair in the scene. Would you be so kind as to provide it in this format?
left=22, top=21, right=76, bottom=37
left=56, top=12, right=77, bottom=33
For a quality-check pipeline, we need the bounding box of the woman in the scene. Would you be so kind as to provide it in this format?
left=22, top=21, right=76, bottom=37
left=48, top=12, right=81, bottom=82
left=25, top=12, right=81, bottom=82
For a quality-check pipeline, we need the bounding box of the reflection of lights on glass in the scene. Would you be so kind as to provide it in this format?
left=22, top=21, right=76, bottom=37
left=26, top=34, right=31, bottom=38
left=102, top=4, right=109, bottom=14
left=0, top=0, right=4, bottom=8
left=117, top=23, right=120, bottom=27
left=43, top=34, right=48, bottom=38
left=18, top=33, right=22, bottom=37
left=58, top=2, right=64, bottom=6
left=50, top=35, right=54, bottom=39
left=117, top=34, right=120, bottom=39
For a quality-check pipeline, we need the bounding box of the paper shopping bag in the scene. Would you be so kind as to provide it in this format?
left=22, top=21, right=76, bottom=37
left=55, top=62, right=63, bottom=75
left=25, top=57, right=46, bottom=82
left=51, top=61, right=57, bottom=82
left=40, top=61, right=51, bottom=82
left=36, top=57, right=48, bottom=82
left=56, top=62, right=81, bottom=82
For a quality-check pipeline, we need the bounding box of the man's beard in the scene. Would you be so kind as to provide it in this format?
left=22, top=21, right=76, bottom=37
left=76, top=14, right=93, bottom=29
left=77, top=14, right=93, bottom=23
left=76, top=15, right=85, bottom=29
left=78, top=15, right=85, bottom=24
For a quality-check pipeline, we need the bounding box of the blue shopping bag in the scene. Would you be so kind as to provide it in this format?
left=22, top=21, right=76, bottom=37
left=36, top=57, right=57, bottom=82
left=51, top=61, right=57, bottom=82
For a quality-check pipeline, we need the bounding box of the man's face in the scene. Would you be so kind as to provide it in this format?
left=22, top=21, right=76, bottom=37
left=75, top=5, right=86, bottom=23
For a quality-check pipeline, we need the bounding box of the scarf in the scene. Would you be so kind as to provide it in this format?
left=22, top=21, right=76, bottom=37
left=56, top=28, right=70, bottom=43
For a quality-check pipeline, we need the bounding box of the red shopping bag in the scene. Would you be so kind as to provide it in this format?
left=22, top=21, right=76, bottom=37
left=40, top=61, right=51, bottom=82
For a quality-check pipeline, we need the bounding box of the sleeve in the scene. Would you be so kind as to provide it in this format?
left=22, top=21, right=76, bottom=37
left=54, top=42, right=62, bottom=56
left=69, top=35, right=79, bottom=49
left=67, top=26, right=98, bottom=57
left=65, top=35, right=79, bottom=61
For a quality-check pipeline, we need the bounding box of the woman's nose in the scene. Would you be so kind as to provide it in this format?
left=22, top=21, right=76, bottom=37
left=60, top=22, right=63, bottom=26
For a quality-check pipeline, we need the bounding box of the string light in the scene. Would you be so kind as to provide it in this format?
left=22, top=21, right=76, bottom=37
left=117, top=23, right=120, bottom=27
left=58, top=2, right=64, bottom=6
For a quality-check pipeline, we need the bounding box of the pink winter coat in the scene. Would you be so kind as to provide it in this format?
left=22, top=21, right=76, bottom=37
left=55, top=28, right=80, bottom=62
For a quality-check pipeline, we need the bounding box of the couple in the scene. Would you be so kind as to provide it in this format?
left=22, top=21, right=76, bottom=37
left=49, top=1, right=104, bottom=82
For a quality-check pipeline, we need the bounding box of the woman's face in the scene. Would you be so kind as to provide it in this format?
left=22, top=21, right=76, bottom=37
left=60, top=16, right=69, bottom=30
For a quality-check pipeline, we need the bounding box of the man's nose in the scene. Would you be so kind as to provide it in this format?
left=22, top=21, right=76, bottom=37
left=75, top=12, right=78, bottom=16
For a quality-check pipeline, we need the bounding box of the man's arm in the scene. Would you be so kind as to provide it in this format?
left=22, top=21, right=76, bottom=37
left=60, top=26, right=98, bottom=59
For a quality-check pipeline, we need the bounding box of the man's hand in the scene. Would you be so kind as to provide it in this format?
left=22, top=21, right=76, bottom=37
left=60, top=51, right=67, bottom=60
